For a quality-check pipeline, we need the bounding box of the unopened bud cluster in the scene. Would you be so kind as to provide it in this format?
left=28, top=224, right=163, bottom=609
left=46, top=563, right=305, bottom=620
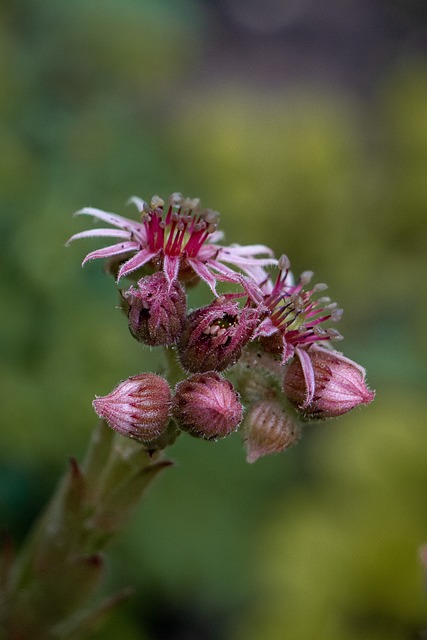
left=71, top=192, right=375, bottom=462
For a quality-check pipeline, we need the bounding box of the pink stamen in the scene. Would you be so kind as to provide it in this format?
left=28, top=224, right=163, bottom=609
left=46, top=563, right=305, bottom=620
left=151, top=213, right=164, bottom=251
left=164, top=219, right=179, bottom=254
left=169, top=223, right=186, bottom=256
left=165, top=205, right=173, bottom=225
left=188, top=230, right=210, bottom=257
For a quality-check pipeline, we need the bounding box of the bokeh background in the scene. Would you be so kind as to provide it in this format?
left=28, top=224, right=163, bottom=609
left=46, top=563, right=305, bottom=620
left=1, top=1, right=427, bottom=638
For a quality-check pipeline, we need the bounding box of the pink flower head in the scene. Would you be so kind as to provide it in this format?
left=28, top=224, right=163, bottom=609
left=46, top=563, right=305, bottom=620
left=253, top=255, right=343, bottom=364
left=67, top=193, right=276, bottom=296
left=283, top=345, right=375, bottom=417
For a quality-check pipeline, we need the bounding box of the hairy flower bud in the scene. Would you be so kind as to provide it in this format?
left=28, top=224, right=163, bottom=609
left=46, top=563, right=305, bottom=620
left=283, top=346, right=375, bottom=419
left=242, top=400, right=300, bottom=463
left=178, top=297, right=259, bottom=373
left=93, top=373, right=172, bottom=442
left=172, top=372, right=243, bottom=440
left=122, top=272, right=186, bottom=346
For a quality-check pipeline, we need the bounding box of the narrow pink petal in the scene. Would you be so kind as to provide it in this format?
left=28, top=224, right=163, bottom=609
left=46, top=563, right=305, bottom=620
left=282, top=341, right=295, bottom=364
left=206, top=259, right=270, bottom=301
left=253, top=317, right=277, bottom=339
left=260, top=280, right=274, bottom=295
left=206, top=259, right=240, bottom=278
left=218, top=271, right=264, bottom=305
left=207, top=231, right=225, bottom=243
left=81, top=241, right=140, bottom=265
left=75, top=207, right=142, bottom=232
left=163, top=254, right=180, bottom=286
left=206, top=260, right=256, bottom=293
left=117, top=248, right=159, bottom=280
left=295, top=347, right=315, bottom=409
left=237, top=264, right=272, bottom=287
left=226, top=243, right=275, bottom=256
left=217, top=251, right=278, bottom=268
left=197, top=245, right=220, bottom=260
left=66, top=228, right=131, bottom=245
left=242, top=278, right=265, bottom=303
left=187, top=258, right=218, bottom=296
left=127, top=196, right=148, bottom=212
left=206, top=260, right=268, bottom=303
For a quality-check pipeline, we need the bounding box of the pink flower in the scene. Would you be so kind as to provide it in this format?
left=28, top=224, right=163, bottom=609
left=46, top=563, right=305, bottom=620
left=67, top=193, right=276, bottom=295
left=253, top=255, right=343, bottom=365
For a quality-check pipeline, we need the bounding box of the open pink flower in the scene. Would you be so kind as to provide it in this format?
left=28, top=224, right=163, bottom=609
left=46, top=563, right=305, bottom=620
left=254, top=255, right=343, bottom=351
left=251, top=255, right=342, bottom=404
left=67, top=193, right=276, bottom=295
left=252, top=255, right=343, bottom=378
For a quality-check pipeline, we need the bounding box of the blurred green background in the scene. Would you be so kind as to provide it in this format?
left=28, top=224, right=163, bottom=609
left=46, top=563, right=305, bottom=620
left=1, top=1, right=427, bottom=638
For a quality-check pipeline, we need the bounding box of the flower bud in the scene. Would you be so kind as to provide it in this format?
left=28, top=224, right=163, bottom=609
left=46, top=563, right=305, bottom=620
left=122, top=272, right=186, bottom=346
left=242, top=400, right=300, bottom=463
left=93, top=373, right=172, bottom=442
left=178, top=297, right=259, bottom=373
left=172, top=372, right=243, bottom=440
left=283, top=346, right=375, bottom=419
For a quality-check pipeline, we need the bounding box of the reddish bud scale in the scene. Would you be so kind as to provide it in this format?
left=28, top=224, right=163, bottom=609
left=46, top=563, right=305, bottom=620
left=283, top=346, right=375, bottom=419
left=122, top=272, right=186, bottom=346
left=93, top=373, right=172, bottom=442
left=242, top=400, right=300, bottom=463
left=172, top=372, right=243, bottom=440
left=178, top=298, right=259, bottom=373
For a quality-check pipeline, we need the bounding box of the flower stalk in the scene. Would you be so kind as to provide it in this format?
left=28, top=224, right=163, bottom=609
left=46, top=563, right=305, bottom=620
left=0, top=421, right=172, bottom=639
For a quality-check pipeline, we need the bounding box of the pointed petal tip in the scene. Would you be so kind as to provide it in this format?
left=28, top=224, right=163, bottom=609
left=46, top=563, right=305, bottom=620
left=363, top=387, right=376, bottom=405
left=81, top=254, right=93, bottom=267
left=295, top=347, right=316, bottom=409
left=127, top=196, right=148, bottom=212
left=246, top=450, right=261, bottom=464
left=73, top=207, right=94, bottom=218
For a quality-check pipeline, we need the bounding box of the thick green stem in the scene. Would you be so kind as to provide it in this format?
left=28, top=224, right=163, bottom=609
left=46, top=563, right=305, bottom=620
left=0, top=420, right=172, bottom=640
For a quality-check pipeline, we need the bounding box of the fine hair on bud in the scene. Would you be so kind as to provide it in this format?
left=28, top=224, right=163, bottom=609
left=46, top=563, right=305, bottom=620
left=178, top=298, right=259, bottom=373
left=283, top=345, right=375, bottom=419
left=242, top=399, right=301, bottom=463
left=93, top=373, right=172, bottom=443
left=122, top=272, right=186, bottom=346
left=172, top=372, right=243, bottom=440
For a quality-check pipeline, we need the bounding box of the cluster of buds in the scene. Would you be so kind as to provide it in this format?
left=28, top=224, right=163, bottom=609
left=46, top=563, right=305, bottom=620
left=69, top=192, right=375, bottom=462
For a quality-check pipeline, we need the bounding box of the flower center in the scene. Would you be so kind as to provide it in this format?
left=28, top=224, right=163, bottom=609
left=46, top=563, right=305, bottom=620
left=203, top=313, right=238, bottom=337
left=142, top=194, right=219, bottom=259
left=265, top=256, right=343, bottom=347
